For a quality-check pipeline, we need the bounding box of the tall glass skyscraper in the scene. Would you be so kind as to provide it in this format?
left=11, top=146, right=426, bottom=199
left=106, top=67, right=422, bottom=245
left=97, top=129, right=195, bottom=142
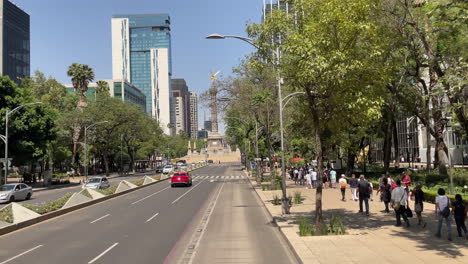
left=0, top=0, right=30, bottom=84
left=112, top=14, right=172, bottom=134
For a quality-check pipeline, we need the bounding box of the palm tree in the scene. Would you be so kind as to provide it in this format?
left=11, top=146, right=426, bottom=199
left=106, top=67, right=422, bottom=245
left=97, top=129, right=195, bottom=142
left=96, top=80, right=110, bottom=97
left=67, top=63, right=95, bottom=170
left=67, top=63, right=95, bottom=109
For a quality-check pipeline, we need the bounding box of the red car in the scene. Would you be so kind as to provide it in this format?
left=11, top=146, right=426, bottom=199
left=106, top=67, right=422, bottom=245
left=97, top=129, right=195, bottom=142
left=171, top=172, right=192, bottom=187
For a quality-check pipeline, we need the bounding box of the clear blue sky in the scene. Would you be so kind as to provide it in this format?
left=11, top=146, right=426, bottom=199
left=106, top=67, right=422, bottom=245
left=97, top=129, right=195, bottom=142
left=14, top=0, right=261, bottom=131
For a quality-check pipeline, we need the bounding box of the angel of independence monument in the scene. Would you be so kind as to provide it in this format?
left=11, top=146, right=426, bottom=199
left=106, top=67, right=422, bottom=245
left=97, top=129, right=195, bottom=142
left=206, top=72, right=224, bottom=152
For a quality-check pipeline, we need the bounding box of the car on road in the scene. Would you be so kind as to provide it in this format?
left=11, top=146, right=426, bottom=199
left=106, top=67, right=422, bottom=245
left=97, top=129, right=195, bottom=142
left=179, top=164, right=188, bottom=170
left=0, top=183, right=33, bottom=203
left=171, top=172, right=192, bottom=187
left=82, top=177, right=110, bottom=190
left=163, top=165, right=174, bottom=174
left=208, top=160, right=214, bottom=163
left=176, top=160, right=186, bottom=167
left=155, top=166, right=165, bottom=173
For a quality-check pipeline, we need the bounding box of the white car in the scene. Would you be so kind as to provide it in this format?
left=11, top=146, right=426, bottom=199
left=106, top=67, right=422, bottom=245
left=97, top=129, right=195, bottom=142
left=162, top=165, right=174, bottom=174
left=0, top=183, right=33, bottom=203
left=82, top=177, right=110, bottom=190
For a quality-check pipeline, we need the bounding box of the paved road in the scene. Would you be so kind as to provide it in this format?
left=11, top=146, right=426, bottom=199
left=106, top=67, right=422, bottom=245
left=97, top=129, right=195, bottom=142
left=0, top=164, right=296, bottom=264
left=18, top=172, right=158, bottom=205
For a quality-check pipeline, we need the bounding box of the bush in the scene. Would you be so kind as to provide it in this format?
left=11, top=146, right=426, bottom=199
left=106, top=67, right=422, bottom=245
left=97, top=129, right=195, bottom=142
left=0, top=204, right=14, bottom=223
left=328, top=215, right=346, bottom=235
left=132, top=178, right=144, bottom=186
left=9, top=173, right=20, bottom=178
left=52, top=173, right=68, bottom=179
left=97, top=185, right=117, bottom=196
left=299, top=217, right=314, bottom=236
left=22, top=193, right=74, bottom=215
left=272, top=194, right=281, bottom=205
left=151, top=175, right=161, bottom=181
left=51, top=179, right=70, bottom=185
left=294, top=192, right=303, bottom=204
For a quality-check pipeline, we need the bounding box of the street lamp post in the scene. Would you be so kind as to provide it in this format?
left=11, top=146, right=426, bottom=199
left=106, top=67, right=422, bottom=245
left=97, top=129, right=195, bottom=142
left=84, top=121, right=109, bottom=182
left=207, top=33, right=296, bottom=214
left=3, top=102, right=42, bottom=184
left=440, top=117, right=454, bottom=194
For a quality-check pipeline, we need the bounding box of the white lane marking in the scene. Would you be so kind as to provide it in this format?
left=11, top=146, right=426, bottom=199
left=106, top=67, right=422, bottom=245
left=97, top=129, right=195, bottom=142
left=132, top=186, right=170, bottom=205
left=0, top=245, right=43, bottom=264
left=88, top=243, right=119, bottom=264
left=90, top=214, right=110, bottom=224
left=210, top=180, right=214, bottom=183
left=216, top=176, right=220, bottom=179
left=145, top=212, right=159, bottom=223
left=171, top=178, right=207, bottom=204
left=188, top=179, right=226, bottom=264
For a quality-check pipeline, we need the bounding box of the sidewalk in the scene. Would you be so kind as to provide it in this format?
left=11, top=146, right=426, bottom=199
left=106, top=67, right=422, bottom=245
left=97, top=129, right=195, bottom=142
left=249, top=176, right=468, bottom=264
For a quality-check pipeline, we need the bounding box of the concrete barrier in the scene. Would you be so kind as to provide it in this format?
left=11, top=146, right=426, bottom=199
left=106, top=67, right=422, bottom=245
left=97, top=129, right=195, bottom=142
left=143, top=176, right=157, bottom=185
left=84, top=188, right=106, bottom=199
left=62, top=193, right=92, bottom=209
left=115, top=180, right=137, bottom=193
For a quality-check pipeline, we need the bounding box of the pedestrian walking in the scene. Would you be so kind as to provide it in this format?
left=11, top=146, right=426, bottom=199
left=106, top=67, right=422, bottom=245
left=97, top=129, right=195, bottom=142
left=402, top=171, right=411, bottom=194
left=330, top=169, right=337, bottom=188
left=349, top=174, right=358, bottom=201
left=391, top=180, right=410, bottom=227
left=435, top=188, right=452, bottom=241
left=339, top=174, right=347, bottom=201
left=299, top=168, right=304, bottom=185
left=323, top=169, right=329, bottom=189
left=311, top=169, right=317, bottom=188
left=376, top=178, right=391, bottom=213
left=452, top=194, right=467, bottom=238
left=305, top=171, right=312, bottom=189
left=388, top=175, right=396, bottom=190
left=413, top=185, right=426, bottom=228
left=294, top=168, right=299, bottom=185
left=356, top=175, right=371, bottom=216
left=369, top=181, right=374, bottom=201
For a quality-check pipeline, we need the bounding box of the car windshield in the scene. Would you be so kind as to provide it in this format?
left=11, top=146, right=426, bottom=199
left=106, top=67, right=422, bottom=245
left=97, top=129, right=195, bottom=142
left=165, top=166, right=172, bottom=169
left=0, top=185, right=15, bottom=191
left=88, top=178, right=101, bottom=183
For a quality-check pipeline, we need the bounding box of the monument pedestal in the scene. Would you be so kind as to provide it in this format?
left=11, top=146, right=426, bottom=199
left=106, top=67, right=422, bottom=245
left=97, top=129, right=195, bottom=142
left=207, top=132, right=224, bottom=152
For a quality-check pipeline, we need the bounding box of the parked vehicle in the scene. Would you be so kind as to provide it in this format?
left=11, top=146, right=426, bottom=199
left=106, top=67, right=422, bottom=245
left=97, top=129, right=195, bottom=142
left=171, top=172, right=192, bottom=187
left=155, top=166, right=165, bottom=173
left=0, top=183, right=33, bottom=203
left=163, top=165, right=174, bottom=174
left=82, top=177, right=110, bottom=190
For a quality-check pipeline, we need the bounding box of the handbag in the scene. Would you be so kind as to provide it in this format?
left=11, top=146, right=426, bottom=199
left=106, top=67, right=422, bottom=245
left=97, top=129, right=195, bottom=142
left=405, top=207, right=413, bottom=218
left=440, top=197, right=451, bottom=218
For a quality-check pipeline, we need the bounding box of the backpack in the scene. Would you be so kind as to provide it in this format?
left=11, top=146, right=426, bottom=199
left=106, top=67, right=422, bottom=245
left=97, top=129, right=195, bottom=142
left=440, top=197, right=451, bottom=218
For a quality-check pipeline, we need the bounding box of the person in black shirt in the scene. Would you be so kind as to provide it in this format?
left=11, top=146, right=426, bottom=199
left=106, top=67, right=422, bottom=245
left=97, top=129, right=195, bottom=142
left=413, top=185, right=426, bottom=227
left=356, top=175, right=371, bottom=216
left=452, top=194, right=467, bottom=238
left=349, top=174, right=359, bottom=201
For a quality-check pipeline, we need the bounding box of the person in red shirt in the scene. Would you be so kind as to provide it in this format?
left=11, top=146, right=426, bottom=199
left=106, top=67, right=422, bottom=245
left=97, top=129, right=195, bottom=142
left=401, top=171, right=411, bottom=193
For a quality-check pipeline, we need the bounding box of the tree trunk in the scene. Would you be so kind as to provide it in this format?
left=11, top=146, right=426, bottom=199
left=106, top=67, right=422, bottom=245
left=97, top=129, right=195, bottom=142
left=426, top=123, right=432, bottom=172
left=346, top=150, right=356, bottom=176
left=392, top=117, right=399, bottom=168
left=103, top=154, right=110, bottom=176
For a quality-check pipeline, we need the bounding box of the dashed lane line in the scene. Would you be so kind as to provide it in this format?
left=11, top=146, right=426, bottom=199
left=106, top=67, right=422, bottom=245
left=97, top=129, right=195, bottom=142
left=90, top=214, right=110, bottom=224
left=88, top=242, right=119, bottom=264
left=0, top=245, right=43, bottom=264
left=145, top=212, right=160, bottom=223
left=171, top=178, right=207, bottom=205
left=131, top=186, right=170, bottom=205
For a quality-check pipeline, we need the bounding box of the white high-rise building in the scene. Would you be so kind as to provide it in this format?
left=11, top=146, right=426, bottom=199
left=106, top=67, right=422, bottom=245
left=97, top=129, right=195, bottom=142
left=111, top=14, right=172, bottom=135
left=189, top=92, right=198, bottom=139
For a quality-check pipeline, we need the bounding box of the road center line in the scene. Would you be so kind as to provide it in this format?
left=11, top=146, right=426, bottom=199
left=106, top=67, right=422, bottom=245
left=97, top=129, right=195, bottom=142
left=145, top=212, right=160, bottom=223
left=90, top=214, right=110, bottom=224
left=171, top=178, right=207, bottom=205
left=0, top=245, right=43, bottom=264
left=132, top=186, right=170, bottom=205
left=88, top=242, right=119, bottom=264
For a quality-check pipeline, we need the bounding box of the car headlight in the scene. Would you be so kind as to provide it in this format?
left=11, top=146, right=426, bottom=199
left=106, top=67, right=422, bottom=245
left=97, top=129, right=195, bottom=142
left=0, top=194, right=8, bottom=199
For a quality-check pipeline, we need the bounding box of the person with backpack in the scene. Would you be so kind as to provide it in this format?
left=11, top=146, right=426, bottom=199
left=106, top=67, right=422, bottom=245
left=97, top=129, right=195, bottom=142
left=452, top=194, right=467, bottom=238
left=435, top=188, right=452, bottom=241
left=376, top=177, right=392, bottom=213
left=349, top=174, right=358, bottom=201
left=339, top=175, right=347, bottom=201
left=356, top=175, right=371, bottom=216
left=391, top=180, right=410, bottom=227
left=412, top=185, right=426, bottom=228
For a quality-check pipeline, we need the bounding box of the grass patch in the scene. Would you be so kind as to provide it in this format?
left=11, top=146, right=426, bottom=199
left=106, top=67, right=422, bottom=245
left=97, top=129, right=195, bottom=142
left=293, top=191, right=303, bottom=204
left=22, top=193, right=74, bottom=215
left=152, top=175, right=162, bottom=181
left=132, top=178, right=144, bottom=186
left=298, top=216, right=347, bottom=236
left=79, top=189, right=93, bottom=199
left=97, top=185, right=117, bottom=196
left=328, top=215, right=346, bottom=235
left=0, top=204, right=14, bottom=223
left=272, top=194, right=281, bottom=205
left=299, top=217, right=314, bottom=236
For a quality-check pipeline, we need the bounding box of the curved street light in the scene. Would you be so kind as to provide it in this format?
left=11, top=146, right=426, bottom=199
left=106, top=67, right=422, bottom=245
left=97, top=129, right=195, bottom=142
left=84, top=121, right=109, bottom=181
left=3, top=102, right=42, bottom=184
left=282, top=92, right=305, bottom=111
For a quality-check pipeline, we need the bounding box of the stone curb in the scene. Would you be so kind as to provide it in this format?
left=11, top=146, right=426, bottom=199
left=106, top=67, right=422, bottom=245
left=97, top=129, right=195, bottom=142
left=244, top=170, right=304, bottom=264
left=0, top=164, right=208, bottom=237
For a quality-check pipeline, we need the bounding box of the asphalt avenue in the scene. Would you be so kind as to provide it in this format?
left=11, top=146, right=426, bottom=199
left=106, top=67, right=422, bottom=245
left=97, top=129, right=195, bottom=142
left=0, top=163, right=297, bottom=264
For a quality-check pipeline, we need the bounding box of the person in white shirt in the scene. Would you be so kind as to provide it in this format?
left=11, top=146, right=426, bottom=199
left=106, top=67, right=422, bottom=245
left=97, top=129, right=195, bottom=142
left=339, top=175, right=347, bottom=201
left=435, top=188, right=452, bottom=241
left=391, top=180, right=410, bottom=227
left=311, top=169, right=317, bottom=188
left=305, top=172, right=312, bottom=189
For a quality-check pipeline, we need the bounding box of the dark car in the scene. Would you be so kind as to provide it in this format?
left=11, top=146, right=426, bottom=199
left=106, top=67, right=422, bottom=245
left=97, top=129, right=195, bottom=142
left=171, top=172, right=192, bottom=187
left=155, top=166, right=165, bottom=173
left=208, top=160, right=214, bottom=163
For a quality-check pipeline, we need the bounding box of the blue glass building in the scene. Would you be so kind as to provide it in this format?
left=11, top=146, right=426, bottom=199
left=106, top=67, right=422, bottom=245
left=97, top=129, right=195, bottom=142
left=112, top=14, right=172, bottom=134
left=0, top=0, right=30, bottom=84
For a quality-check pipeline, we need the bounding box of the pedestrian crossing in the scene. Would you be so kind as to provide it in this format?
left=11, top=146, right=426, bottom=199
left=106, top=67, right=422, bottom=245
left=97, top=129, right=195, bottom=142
left=191, top=175, right=246, bottom=182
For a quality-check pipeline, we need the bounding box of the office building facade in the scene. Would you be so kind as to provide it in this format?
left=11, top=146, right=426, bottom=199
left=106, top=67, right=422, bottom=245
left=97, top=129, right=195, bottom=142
left=189, top=92, right=198, bottom=139
left=171, top=79, right=190, bottom=136
left=65, top=80, right=147, bottom=112
left=112, top=14, right=172, bottom=134
left=0, top=0, right=30, bottom=84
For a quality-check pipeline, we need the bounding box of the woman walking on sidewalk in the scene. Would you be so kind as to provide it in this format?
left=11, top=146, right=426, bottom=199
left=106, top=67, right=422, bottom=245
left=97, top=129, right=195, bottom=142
left=377, top=178, right=391, bottom=213
left=349, top=174, right=358, bottom=201
left=452, top=194, right=468, bottom=238
left=413, top=185, right=426, bottom=228
left=435, top=188, right=452, bottom=241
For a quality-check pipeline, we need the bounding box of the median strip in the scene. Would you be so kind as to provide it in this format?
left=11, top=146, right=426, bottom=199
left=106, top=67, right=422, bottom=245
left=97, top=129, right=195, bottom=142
left=171, top=178, right=207, bottom=205
left=90, top=214, right=110, bottom=224
left=0, top=245, right=43, bottom=264
left=88, top=242, right=119, bottom=264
